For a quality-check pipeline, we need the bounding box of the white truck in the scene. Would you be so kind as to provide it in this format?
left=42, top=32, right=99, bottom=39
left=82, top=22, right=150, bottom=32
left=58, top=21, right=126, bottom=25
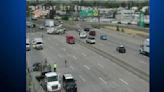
left=47, top=26, right=65, bottom=34
left=41, top=72, right=61, bottom=92
left=139, top=38, right=150, bottom=56
left=45, top=19, right=54, bottom=27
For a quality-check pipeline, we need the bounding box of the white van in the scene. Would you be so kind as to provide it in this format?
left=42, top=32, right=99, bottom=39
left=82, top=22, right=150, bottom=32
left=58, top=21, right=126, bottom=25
left=139, top=38, right=149, bottom=56
left=32, top=38, right=43, bottom=50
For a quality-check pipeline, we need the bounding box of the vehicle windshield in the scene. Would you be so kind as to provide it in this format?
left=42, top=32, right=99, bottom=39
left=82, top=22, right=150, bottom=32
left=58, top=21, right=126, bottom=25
left=36, top=42, right=42, bottom=44
left=81, top=32, right=86, bottom=35
left=48, top=76, right=58, bottom=82
left=66, top=79, right=75, bottom=83
left=68, top=37, right=74, bottom=39
left=88, top=37, right=95, bottom=40
left=26, top=43, right=30, bottom=45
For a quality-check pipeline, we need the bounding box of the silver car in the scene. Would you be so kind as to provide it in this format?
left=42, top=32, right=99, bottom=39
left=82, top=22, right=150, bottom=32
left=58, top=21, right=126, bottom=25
left=26, top=39, right=30, bottom=51
left=32, top=38, right=43, bottom=50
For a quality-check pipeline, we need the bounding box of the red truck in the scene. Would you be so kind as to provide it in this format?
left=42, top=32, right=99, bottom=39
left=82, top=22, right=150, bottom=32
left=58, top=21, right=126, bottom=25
left=89, top=30, right=96, bottom=36
left=66, top=35, right=75, bottom=44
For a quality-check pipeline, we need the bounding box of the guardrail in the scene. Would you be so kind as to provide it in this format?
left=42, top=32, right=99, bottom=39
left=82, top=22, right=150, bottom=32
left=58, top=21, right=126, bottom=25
left=26, top=61, right=45, bottom=92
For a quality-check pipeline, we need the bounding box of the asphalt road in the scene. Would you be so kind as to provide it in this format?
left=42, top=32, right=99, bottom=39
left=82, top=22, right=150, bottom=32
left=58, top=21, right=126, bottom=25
left=69, top=29, right=149, bottom=75
left=26, top=30, right=149, bottom=92
left=28, top=18, right=149, bottom=75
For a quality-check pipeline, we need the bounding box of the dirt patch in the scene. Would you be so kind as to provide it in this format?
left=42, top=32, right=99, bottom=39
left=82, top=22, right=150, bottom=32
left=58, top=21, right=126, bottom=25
left=104, top=26, right=149, bottom=38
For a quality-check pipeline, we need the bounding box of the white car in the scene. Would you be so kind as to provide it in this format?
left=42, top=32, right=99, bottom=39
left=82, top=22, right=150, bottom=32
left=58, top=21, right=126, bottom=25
left=39, top=25, right=44, bottom=30
left=41, top=72, right=61, bottom=92
left=26, top=22, right=35, bottom=28
left=26, top=39, right=30, bottom=51
left=86, top=37, right=96, bottom=44
left=47, top=27, right=55, bottom=34
left=32, top=38, right=43, bottom=50
left=79, top=31, right=87, bottom=38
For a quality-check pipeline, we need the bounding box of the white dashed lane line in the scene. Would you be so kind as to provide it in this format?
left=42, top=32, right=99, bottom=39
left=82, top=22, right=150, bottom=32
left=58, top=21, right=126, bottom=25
left=57, top=54, right=62, bottom=58
left=97, top=63, right=104, bottom=69
left=62, top=48, right=66, bottom=52
left=83, top=65, right=90, bottom=70
left=72, top=55, right=77, bottom=60
left=69, top=66, right=74, bottom=70
left=79, top=75, right=86, bottom=82
left=81, top=53, right=87, bottom=57
left=138, top=60, right=147, bottom=64
left=99, top=77, right=107, bottom=85
left=119, top=78, right=129, bottom=85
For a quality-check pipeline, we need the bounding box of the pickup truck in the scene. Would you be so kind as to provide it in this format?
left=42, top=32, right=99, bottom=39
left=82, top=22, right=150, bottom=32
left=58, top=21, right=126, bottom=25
left=62, top=74, right=77, bottom=92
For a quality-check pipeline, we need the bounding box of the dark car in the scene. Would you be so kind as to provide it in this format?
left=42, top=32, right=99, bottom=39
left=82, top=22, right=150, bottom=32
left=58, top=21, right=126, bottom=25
left=116, top=45, right=126, bottom=53
left=84, top=28, right=90, bottom=32
left=100, top=35, right=107, bottom=40
left=32, top=62, right=41, bottom=71
left=62, top=74, right=77, bottom=92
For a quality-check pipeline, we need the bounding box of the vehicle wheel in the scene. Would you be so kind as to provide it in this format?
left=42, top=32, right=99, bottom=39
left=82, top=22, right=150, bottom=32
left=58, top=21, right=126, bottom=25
left=139, top=49, right=142, bottom=54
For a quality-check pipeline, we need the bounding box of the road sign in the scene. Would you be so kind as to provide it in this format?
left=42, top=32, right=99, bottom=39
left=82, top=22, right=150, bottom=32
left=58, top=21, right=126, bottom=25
left=80, top=10, right=98, bottom=17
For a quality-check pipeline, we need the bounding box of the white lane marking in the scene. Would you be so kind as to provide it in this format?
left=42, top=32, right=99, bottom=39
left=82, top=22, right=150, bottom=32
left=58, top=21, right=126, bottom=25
left=83, top=65, right=90, bottom=70
left=99, top=77, right=107, bottom=85
left=70, top=66, right=74, bottom=70
left=138, top=60, right=147, bottom=64
left=81, top=53, right=87, bottom=57
left=97, top=63, right=104, bottom=68
left=62, top=48, right=66, bottom=52
left=119, top=78, right=128, bottom=85
left=57, top=54, right=62, bottom=58
left=72, top=56, right=77, bottom=60
left=79, top=75, right=86, bottom=82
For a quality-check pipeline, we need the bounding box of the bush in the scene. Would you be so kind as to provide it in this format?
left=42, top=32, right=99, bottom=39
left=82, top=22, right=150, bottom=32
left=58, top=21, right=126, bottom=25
left=116, top=26, right=120, bottom=31
left=121, top=28, right=124, bottom=32
left=62, top=16, right=69, bottom=21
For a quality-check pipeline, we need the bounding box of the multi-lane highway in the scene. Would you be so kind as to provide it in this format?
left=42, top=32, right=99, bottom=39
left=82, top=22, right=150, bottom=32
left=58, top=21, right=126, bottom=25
left=26, top=19, right=149, bottom=92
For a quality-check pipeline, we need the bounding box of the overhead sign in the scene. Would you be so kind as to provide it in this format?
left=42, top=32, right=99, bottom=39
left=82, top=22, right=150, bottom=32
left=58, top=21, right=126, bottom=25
left=80, top=9, right=99, bottom=17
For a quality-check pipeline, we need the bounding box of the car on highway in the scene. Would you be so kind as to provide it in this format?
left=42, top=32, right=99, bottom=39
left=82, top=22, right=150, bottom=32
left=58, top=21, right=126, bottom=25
left=100, top=35, right=108, bottom=40
left=62, top=74, right=77, bottom=92
left=39, top=25, right=44, bottom=30
left=55, top=27, right=66, bottom=34
left=86, top=36, right=96, bottom=44
left=32, top=62, right=41, bottom=71
left=32, top=38, right=43, bottom=50
left=89, top=30, right=96, bottom=36
left=79, top=31, right=87, bottom=38
left=41, top=72, right=61, bottom=92
left=26, top=39, right=30, bottom=51
left=84, top=28, right=90, bottom=32
left=76, top=28, right=83, bottom=33
left=116, top=45, right=126, bottom=53
left=66, top=35, right=75, bottom=44
left=26, top=21, right=35, bottom=28
left=31, top=16, right=37, bottom=20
